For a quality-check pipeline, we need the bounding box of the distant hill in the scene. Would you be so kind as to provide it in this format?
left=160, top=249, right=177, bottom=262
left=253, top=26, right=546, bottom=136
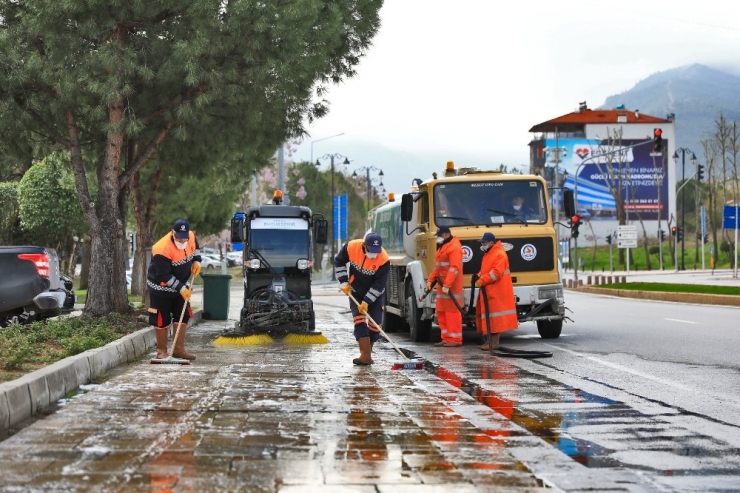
left=601, top=64, right=740, bottom=178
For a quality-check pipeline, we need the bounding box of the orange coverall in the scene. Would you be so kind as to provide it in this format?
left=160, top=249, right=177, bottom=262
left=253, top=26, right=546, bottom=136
left=475, top=241, right=518, bottom=336
left=427, top=236, right=464, bottom=344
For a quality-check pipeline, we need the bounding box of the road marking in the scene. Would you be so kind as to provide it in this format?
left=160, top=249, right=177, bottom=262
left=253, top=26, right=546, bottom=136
left=664, top=318, right=699, bottom=324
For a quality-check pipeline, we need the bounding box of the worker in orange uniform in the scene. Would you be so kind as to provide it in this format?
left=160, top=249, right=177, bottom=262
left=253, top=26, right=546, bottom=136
left=334, top=233, right=390, bottom=365
left=475, top=232, right=518, bottom=350
left=147, top=219, right=201, bottom=361
left=426, top=226, right=464, bottom=347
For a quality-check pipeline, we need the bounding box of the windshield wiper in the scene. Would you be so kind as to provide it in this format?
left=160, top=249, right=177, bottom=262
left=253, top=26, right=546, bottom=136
left=487, top=209, right=528, bottom=226
left=437, top=215, right=475, bottom=225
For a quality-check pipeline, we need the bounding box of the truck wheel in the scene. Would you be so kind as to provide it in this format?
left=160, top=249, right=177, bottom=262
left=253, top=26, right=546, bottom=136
left=537, top=319, right=562, bottom=339
left=383, top=311, right=404, bottom=333
left=309, top=310, right=316, bottom=332
left=407, top=294, right=431, bottom=342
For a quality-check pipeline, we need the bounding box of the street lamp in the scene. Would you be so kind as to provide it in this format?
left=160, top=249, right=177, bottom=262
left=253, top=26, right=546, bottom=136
left=316, top=154, right=350, bottom=280
left=673, top=149, right=696, bottom=271
left=310, top=133, right=344, bottom=163
left=351, top=166, right=384, bottom=212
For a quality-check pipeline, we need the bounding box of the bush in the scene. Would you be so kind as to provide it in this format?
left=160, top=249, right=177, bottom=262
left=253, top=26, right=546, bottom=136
left=0, top=312, right=144, bottom=376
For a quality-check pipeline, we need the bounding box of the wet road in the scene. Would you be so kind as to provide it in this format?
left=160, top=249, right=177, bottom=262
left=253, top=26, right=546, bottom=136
left=0, top=284, right=739, bottom=491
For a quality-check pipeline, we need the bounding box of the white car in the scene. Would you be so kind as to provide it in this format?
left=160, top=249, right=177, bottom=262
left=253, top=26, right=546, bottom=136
left=200, top=254, right=225, bottom=270
left=226, top=251, right=242, bottom=267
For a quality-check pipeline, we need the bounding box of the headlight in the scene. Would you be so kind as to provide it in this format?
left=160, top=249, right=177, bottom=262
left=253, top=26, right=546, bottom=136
left=538, top=287, right=563, bottom=299
left=297, top=259, right=309, bottom=270
left=249, top=259, right=261, bottom=269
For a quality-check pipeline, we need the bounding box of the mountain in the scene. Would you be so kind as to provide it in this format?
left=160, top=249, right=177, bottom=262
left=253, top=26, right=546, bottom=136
left=601, top=64, right=740, bottom=177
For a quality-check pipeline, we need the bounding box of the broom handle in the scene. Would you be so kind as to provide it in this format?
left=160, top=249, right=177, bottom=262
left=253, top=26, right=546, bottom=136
left=347, top=293, right=409, bottom=361
left=169, top=274, right=194, bottom=358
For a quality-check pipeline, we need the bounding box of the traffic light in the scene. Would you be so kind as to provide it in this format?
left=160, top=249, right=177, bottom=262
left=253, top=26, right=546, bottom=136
left=697, top=231, right=702, bottom=240
left=677, top=227, right=684, bottom=241
left=671, top=226, right=677, bottom=237
left=697, top=163, right=705, bottom=181
left=704, top=234, right=709, bottom=244
left=653, top=128, right=663, bottom=152
left=571, top=214, right=582, bottom=238
left=658, top=229, right=665, bottom=241
left=606, top=233, right=612, bottom=245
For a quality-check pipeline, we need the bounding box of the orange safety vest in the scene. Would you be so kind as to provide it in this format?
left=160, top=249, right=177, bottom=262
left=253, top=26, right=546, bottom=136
left=147, top=231, right=199, bottom=296
left=475, top=241, right=518, bottom=334
left=427, top=236, right=464, bottom=312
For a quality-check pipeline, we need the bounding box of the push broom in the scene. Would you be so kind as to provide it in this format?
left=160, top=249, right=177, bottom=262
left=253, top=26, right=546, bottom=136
left=150, top=276, right=194, bottom=365
left=347, top=293, right=424, bottom=370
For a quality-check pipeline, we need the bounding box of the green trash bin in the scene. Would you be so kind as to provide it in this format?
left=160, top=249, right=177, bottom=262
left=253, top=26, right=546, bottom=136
left=200, top=273, right=233, bottom=320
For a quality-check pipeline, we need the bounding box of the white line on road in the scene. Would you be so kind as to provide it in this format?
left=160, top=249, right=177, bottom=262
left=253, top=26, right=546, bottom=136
left=664, top=318, right=699, bottom=324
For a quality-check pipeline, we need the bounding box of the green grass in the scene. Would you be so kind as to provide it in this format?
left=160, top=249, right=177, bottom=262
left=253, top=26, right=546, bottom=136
left=570, top=242, right=727, bottom=273
left=599, top=282, right=740, bottom=296
left=0, top=312, right=145, bottom=382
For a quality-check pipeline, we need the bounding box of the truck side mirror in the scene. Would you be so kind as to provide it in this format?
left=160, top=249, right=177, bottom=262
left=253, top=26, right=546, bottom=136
left=563, top=189, right=575, bottom=218
left=314, top=219, right=328, bottom=244
left=230, top=214, right=245, bottom=243
left=401, top=194, right=413, bottom=222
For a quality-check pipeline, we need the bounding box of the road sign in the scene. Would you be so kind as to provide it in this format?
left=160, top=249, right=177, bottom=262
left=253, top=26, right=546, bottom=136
left=617, top=231, right=637, bottom=240
left=618, top=239, right=637, bottom=248
left=333, top=194, right=348, bottom=240
left=617, top=224, right=637, bottom=231
left=723, top=205, right=740, bottom=229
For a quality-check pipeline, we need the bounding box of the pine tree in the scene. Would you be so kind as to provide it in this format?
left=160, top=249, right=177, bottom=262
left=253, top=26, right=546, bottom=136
left=0, top=0, right=382, bottom=315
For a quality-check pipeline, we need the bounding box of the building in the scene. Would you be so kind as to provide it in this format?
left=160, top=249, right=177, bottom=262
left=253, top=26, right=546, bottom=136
left=528, top=104, right=676, bottom=249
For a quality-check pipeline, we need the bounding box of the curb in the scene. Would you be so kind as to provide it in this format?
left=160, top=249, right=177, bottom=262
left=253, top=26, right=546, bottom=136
left=573, top=286, right=740, bottom=306
left=0, top=309, right=203, bottom=438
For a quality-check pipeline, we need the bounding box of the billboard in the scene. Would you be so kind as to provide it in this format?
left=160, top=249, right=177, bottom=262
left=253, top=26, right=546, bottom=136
left=546, top=138, right=669, bottom=221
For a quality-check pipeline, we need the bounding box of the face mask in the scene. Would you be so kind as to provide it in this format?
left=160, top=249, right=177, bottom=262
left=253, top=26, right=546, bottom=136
left=174, top=239, right=188, bottom=250
left=366, top=252, right=378, bottom=259
left=513, top=205, right=522, bottom=211
left=436, top=237, right=444, bottom=244
left=480, top=243, right=491, bottom=252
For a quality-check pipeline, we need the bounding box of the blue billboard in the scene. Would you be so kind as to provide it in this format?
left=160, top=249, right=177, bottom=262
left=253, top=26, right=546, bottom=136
left=546, top=138, right=669, bottom=221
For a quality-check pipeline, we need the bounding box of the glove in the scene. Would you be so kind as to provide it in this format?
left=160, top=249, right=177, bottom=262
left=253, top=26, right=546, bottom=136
left=358, top=301, right=368, bottom=314
left=426, top=282, right=432, bottom=292
left=180, top=284, right=192, bottom=301
left=191, top=262, right=201, bottom=277
left=442, top=286, right=449, bottom=294
left=475, top=279, right=483, bottom=287
left=339, top=283, right=351, bottom=296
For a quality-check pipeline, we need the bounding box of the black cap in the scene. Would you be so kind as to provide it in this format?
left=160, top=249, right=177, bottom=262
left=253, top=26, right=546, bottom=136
left=364, top=233, right=382, bottom=253
left=435, top=226, right=451, bottom=236
left=479, top=232, right=496, bottom=243
left=173, top=219, right=190, bottom=239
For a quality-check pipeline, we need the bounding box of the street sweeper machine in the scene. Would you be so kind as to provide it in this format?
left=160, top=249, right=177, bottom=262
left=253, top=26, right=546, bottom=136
left=369, top=161, right=573, bottom=343
left=217, top=191, right=329, bottom=345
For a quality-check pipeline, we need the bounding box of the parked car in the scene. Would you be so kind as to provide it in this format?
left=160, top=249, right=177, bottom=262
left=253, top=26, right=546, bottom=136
left=225, top=251, right=242, bottom=267
left=200, top=254, right=225, bottom=270
left=0, top=246, right=76, bottom=327
left=576, top=208, right=592, bottom=221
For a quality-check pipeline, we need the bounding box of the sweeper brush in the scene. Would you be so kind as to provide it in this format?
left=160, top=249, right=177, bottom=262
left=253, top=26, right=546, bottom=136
left=347, top=293, right=424, bottom=370
left=211, top=285, right=328, bottom=346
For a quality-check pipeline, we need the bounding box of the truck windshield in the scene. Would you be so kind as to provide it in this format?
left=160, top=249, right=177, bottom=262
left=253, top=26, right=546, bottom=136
left=434, top=180, right=548, bottom=226
left=249, top=230, right=310, bottom=267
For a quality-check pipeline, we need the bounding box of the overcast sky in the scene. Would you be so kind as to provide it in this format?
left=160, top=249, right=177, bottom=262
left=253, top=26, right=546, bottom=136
left=289, top=0, right=740, bottom=197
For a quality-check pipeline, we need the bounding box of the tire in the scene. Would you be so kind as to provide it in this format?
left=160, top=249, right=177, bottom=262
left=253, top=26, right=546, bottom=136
left=309, top=310, right=316, bottom=332
left=537, top=319, right=562, bottom=339
left=407, top=293, right=431, bottom=342
left=207, top=264, right=215, bottom=270
left=383, top=311, right=404, bottom=333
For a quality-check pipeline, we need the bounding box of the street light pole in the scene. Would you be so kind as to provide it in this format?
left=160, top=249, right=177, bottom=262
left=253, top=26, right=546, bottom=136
left=673, top=148, right=696, bottom=271
left=310, top=133, right=344, bottom=164
left=351, top=166, right=384, bottom=212
left=316, top=153, right=350, bottom=281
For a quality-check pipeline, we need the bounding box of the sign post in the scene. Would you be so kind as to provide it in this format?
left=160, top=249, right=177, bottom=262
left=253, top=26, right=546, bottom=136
left=722, top=204, right=739, bottom=278
left=333, top=194, right=348, bottom=260
left=617, top=225, right=637, bottom=273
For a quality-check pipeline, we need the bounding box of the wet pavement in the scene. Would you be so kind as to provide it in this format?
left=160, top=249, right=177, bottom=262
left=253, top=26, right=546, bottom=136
left=0, top=284, right=738, bottom=491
